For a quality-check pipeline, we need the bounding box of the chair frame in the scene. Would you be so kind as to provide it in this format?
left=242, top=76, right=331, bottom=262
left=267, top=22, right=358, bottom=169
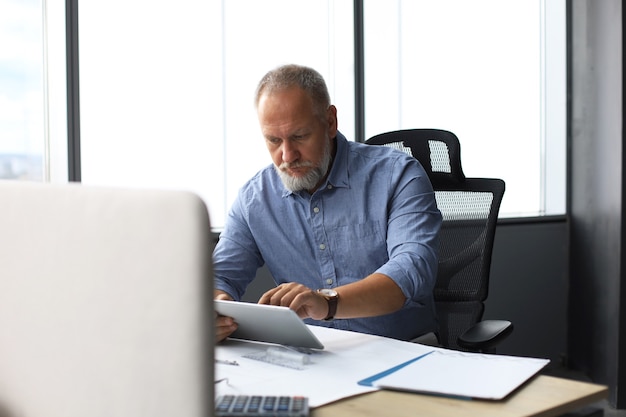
left=366, top=129, right=511, bottom=352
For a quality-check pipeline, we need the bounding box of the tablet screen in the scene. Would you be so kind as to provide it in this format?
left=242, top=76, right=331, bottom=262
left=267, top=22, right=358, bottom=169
left=214, top=300, right=324, bottom=350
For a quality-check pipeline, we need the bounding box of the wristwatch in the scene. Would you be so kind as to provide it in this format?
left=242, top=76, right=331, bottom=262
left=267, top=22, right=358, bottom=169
left=316, top=288, right=339, bottom=321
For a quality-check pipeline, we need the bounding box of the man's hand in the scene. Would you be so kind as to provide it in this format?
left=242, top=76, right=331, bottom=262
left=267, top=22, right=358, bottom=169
left=257, top=274, right=406, bottom=322
left=258, top=282, right=329, bottom=320
left=215, top=291, right=237, bottom=343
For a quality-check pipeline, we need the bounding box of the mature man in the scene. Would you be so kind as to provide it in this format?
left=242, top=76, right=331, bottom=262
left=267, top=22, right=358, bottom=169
left=214, top=64, right=441, bottom=343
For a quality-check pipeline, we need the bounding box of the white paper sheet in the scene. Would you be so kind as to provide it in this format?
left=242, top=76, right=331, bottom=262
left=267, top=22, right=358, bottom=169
left=216, top=326, right=549, bottom=406
left=372, top=349, right=550, bottom=400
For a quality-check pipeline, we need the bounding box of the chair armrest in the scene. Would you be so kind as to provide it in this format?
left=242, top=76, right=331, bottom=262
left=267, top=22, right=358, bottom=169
left=457, top=319, right=514, bottom=353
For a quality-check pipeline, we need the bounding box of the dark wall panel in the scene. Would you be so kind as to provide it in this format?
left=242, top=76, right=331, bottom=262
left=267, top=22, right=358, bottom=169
left=486, top=219, right=568, bottom=366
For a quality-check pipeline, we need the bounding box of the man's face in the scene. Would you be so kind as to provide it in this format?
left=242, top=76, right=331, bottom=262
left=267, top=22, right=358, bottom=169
left=257, top=87, right=337, bottom=193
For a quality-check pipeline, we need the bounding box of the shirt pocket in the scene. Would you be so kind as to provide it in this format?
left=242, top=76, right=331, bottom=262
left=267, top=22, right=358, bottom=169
left=326, top=220, right=388, bottom=281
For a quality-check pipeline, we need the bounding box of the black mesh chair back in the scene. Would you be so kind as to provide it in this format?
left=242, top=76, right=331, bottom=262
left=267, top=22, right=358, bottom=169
left=366, top=129, right=506, bottom=351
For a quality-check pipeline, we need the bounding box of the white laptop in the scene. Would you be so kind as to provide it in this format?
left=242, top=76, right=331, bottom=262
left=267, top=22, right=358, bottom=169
left=0, top=181, right=215, bottom=417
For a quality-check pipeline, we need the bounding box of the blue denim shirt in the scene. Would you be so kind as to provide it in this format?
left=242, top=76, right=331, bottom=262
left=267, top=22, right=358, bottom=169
left=213, top=132, right=442, bottom=340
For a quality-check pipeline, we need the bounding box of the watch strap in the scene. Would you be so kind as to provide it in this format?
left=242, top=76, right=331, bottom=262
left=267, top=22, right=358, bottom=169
left=324, top=295, right=338, bottom=321
left=317, top=289, right=338, bottom=321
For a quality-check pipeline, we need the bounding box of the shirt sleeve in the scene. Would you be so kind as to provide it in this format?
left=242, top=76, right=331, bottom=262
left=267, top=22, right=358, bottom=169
left=375, top=155, right=442, bottom=305
left=212, top=191, right=264, bottom=300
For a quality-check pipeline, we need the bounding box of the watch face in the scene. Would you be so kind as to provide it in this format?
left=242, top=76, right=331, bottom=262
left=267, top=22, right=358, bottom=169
left=319, top=288, right=338, bottom=298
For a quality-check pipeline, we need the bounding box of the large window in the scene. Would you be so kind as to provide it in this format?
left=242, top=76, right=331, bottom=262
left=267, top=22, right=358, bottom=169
left=77, top=0, right=354, bottom=228
left=0, top=0, right=44, bottom=181
left=0, top=0, right=68, bottom=182
left=364, top=0, right=566, bottom=216
left=7, top=0, right=566, bottom=227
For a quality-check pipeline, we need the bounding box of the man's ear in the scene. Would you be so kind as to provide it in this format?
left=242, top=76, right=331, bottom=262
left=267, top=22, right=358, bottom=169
left=327, top=105, right=338, bottom=137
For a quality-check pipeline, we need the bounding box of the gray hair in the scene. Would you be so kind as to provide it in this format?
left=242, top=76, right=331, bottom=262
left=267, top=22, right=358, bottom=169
left=254, top=64, right=331, bottom=120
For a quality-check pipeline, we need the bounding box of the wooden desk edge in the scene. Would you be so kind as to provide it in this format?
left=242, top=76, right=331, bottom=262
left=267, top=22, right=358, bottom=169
left=312, top=375, right=609, bottom=417
left=533, top=375, right=609, bottom=417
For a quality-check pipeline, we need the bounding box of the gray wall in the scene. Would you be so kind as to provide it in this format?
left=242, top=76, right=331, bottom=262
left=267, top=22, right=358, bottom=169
left=486, top=218, right=568, bottom=366
left=569, top=0, right=624, bottom=407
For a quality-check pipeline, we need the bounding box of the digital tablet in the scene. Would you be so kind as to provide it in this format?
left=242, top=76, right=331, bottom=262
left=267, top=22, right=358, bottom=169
left=214, top=300, right=324, bottom=350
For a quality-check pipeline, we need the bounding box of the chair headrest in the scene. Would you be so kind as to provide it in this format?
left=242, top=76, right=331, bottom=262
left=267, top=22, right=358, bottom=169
left=366, top=129, right=466, bottom=184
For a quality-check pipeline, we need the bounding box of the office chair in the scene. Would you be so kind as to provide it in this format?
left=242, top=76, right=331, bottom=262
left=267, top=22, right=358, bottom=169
left=366, top=129, right=512, bottom=353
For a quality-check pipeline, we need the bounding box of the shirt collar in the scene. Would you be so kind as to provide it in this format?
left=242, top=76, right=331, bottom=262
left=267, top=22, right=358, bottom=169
left=326, top=131, right=350, bottom=189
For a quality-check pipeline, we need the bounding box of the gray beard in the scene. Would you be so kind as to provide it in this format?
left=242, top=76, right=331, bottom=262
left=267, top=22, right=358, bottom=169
left=275, top=141, right=332, bottom=193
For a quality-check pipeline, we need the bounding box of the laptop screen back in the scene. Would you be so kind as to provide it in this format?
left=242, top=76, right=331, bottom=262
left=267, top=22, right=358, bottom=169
left=0, top=181, right=214, bottom=417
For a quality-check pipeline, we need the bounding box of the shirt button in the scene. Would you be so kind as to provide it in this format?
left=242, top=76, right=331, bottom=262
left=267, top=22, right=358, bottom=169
left=326, top=278, right=333, bottom=285
left=319, top=243, right=326, bottom=250
left=313, top=207, right=320, bottom=213
left=327, top=185, right=333, bottom=190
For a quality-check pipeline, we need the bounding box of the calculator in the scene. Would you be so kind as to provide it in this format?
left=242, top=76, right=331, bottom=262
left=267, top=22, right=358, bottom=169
left=215, top=394, right=309, bottom=417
